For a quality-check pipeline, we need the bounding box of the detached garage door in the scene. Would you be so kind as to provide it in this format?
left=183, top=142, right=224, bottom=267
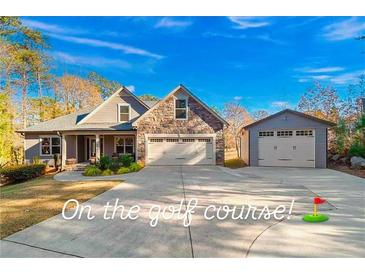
left=147, top=136, right=214, bottom=165
left=258, top=129, right=315, bottom=167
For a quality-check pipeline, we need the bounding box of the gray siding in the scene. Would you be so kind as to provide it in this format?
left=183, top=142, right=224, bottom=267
left=247, top=112, right=329, bottom=168
left=24, top=134, right=55, bottom=166
left=104, top=135, right=114, bottom=156
left=66, top=135, right=76, bottom=159
left=84, top=91, right=147, bottom=124
left=77, top=136, right=85, bottom=162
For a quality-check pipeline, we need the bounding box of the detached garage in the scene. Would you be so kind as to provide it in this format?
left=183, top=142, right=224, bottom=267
left=240, top=109, right=336, bottom=168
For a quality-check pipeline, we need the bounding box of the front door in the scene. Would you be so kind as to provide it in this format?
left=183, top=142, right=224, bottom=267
left=90, top=138, right=96, bottom=158
left=86, top=137, right=104, bottom=160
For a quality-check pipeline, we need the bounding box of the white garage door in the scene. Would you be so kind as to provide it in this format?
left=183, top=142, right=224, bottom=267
left=147, top=136, right=214, bottom=165
left=258, top=129, right=315, bottom=167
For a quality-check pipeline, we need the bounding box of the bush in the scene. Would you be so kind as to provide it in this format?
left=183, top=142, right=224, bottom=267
left=129, top=162, right=143, bottom=172
left=101, top=169, right=114, bottom=176
left=32, top=156, right=41, bottom=165
left=119, top=155, right=133, bottom=167
left=117, top=167, right=130, bottom=174
left=83, top=165, right=102, bottom=176
left=349, top=142, right=365, bottom=158
left=0, top=164, right=46, bottom=183
left=109, top=159, right=121, bottom=172
left=98, top=155, right=111, bottom=170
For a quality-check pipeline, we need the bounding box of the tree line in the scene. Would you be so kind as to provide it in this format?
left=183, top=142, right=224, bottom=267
left=1, top=17, right=364, bottom=166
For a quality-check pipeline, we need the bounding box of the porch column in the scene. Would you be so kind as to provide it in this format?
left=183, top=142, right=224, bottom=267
left=95, top=134, right=101, bottom=160
left=61, top=134, right=67, bottom=168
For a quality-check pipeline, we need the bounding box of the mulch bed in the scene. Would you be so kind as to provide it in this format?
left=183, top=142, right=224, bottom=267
left=328, top=162, right=365, bottom=179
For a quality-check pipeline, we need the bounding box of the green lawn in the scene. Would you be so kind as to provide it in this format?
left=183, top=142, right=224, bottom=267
left=0, top=175, right=120, bottom=239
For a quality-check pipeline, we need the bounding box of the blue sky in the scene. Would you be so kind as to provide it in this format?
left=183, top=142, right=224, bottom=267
left=22, top=16, right=365, bottom=113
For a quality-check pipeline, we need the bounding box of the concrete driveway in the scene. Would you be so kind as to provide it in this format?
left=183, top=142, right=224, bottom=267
left=1, top=166, right=364, bottom=257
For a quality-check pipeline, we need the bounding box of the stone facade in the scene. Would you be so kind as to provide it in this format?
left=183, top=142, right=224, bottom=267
left=135, top=89, right=225, bottom=165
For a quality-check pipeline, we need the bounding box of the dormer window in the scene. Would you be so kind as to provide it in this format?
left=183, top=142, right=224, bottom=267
left=118, top=103, right=130, bottom=122
left=175, top=99, right=187, bottom=120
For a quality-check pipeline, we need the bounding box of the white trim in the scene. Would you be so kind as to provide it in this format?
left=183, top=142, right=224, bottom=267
left=118, top=103, right=131, bottom=123
left=174, top=98, right=188, bottom=120
left=78, top=86, right=149, bottom=125
left=39, top=135, right=61, bottom=156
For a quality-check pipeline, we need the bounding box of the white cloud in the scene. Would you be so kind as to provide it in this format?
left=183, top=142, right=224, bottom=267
left=228, top=17, right=270, bottom=29
left=155, top=17, right=192, bottom=29
left=234, top=96, right=243, bottom=101
left=329, top=70, right=365, bottom=85
left=322, top=17, right=365, bottom=41
left=51, top=51, right=131, bottom=69
left=125, top=85, right=135, bottom=92
left=255, top=34, right=286, bottom=45
left=271, top=101, right=290, bottom=109
left=22, top=19, right=87, bottom=35
left=296, top=66, right=345, bottom=73
left=47, top=33, right=164, bottom=59
left=203, top=32, right=246, bottom=39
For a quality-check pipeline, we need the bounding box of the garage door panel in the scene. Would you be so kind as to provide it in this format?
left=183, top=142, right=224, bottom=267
left=258, top=130, right=315, bottom=168
left=147, top=136, right=214, bottom=165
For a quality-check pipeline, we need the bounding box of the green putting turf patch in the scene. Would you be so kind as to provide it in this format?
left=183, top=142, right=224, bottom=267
left=303, top=214, right=329, bottom=223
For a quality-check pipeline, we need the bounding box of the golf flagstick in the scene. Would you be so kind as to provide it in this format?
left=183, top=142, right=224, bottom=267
left=303, top=196, right=329, bottom=223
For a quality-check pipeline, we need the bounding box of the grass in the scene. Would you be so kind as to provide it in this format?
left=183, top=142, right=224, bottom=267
left=224, top=158, right=247, bottom=169
left=0, top=175, right=120, bottom=239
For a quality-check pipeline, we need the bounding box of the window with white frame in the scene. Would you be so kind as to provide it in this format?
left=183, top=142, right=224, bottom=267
left=115, top=136, right=134, bottom=154
left=40, top=136, right=61, bottom=155
left=175, top=99, right=187, bottom=119
left=118, top=104, right=130, bottom=122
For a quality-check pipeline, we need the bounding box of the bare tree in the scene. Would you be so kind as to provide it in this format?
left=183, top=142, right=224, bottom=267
left=252, top=110, right=269, bottom=121
left=222, top=102, right=253, bottom=157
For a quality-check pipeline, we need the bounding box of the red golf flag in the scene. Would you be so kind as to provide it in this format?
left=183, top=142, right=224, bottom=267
left=314, top=197, right=326, bottom=204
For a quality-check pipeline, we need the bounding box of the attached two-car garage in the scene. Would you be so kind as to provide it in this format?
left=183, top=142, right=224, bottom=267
left=146, top=135, right=215, bottom=165
left=240, top=109, right=335, bottom=168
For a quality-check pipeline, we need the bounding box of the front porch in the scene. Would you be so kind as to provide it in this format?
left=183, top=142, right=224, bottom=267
left=61, top=132, right=137, bottom=169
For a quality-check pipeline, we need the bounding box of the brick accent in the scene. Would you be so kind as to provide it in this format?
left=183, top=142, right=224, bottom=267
left=135, top=89, right=225, bottom=165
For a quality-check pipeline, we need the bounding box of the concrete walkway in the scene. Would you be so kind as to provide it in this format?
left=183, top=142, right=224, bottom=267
left=1, top=166, right=364, bottom=257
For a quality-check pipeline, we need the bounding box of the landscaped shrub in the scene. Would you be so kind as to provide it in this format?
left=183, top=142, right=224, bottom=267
left=0, top=164, right=46, bottom=183
left=117, top=167, right=130, bottom=174
left=32, top=156, right=41, bottom=165
left=129, top=162, right=143, bottom=172
left=349, top=142, right=365, bottom=158
left=83, top=165, right=102, bottom=176
left=119, top=154, right=133, bottom=167
left=98, top=155, right=111, bottom=170
left=109, top=159, right=121, bottom=172
left=101, top=169, right=114, bottom=176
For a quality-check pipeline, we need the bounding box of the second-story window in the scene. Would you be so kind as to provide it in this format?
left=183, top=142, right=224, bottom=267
left=175, top=99, right=187, bottom=120
left=118, top=104, right=130, bottom=122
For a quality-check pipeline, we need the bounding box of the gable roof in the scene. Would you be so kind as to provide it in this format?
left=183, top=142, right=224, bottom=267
left=77, top=86, right=150, bottom=125
left=18, top=107, right=94, bottom=133
left=243, top=109, right=336, bottom=130
left=132, top=84, right=229, bottom=126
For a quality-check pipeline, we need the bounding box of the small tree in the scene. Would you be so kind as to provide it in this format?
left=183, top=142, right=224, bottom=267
left=334, top=119, right=349, bottom=155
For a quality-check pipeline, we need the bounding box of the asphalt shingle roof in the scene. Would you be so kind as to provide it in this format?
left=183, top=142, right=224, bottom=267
left=19, top=107, right=135, bottom=133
